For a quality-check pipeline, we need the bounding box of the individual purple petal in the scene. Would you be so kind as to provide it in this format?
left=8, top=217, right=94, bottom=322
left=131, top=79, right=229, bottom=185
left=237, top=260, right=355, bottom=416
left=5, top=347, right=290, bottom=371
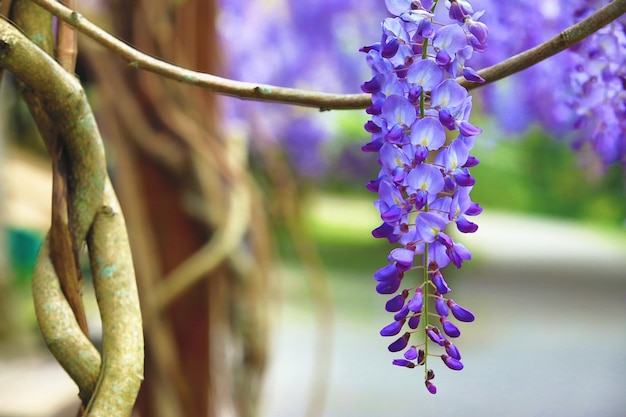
left=379, top=143, right=410, bottom=181
left=388, top=247, right=415, bottom=269
left=433, top=24, right=467, bottom=56
left=448, top=299, right=475, bottom=322
left=413, top=145, right=429, bottom=164
left=381, top=205, right=403, bottom=223
left=426, top=368, right=435, bottom=381
left=361, top=74, right=383, bottom=94
left=425, top=380, right=437, bottom=394
left=415, top=212, right=448, bottom=243
left=382, top=37, right=400, bottom=58
left=376, top=277, right=402, bottom=295
left=440, top=317, right=461, bottom=338
left=388, top=332, right=410, bottom=352
left=415, top=189, right=427, bottom=210
left=385, top=291, right=407, bottom=312
left=444, top=340, right=462, bottom=360
left=366, top=176, right=382, bottom=193
left=385, top=0, right=413, bottom=16
left=437, top=107, right=455, bottom=130
left=406, top=59, right=445, bottom=91
left=441, top=354, right=464, bottom=371
left=394, top=305, right=410, bottom=321
left=465, top=202, right=483, bottom=216
left=407, top=315, right=421, bottom=329
left=459, top=120, right=483, bottom=136
left=462, top=66, right=485, bottom=83
left=417, top=349, right=425, bottom=365
left=431, top=79, right=468, bottom=110
left=466, top=16, right=488, bottom=45
left=428, top=240, right=451, bottom=269
left=430, top=270, right=451, bottom=294
left=446, top=139, right=469, bottom=171
left=364, top=120, right=382, bottom=133
left=359, top=43, right=380, bottom=54
left=448, top=241, right=471, bottom=268
left=436, top=50, right=451, bottom=66
left=454, top=170, right=476, bottom=187
left=435, top=297, right=449, bottom=317
left=409, top=117, right=446, bottom=150
left=372, top=222, right=394, bottom=239
left=382, top=94, right=417, bottom=129
left=362, top=137, right=383, bottom=153
left=425, top=326, right=446, bottom=346
left=437, top=232, right=453, bottom=249
left=407, top=288, right=423, bottom=312
left=367, top=99, right=384, bottom=116
left=385, top=124, right=405, bottom=144
left=380, top=320, right=405, bottom=337
left=407, top=86, right=422, bottom=104
left=448, top=0, right=473, bottom=21
left=374, top=263, right=398, bottom=282
left=456, top=216, right=478, bottom=233
left=404, top=345, right=418, bottom=360
left=392, top=358, right=416, bottom=368
left=463, top=155, right=480, bottom=168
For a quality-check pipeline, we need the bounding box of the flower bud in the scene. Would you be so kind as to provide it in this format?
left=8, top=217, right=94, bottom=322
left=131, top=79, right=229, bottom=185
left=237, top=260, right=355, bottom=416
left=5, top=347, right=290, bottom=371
left=404, top=346, right=418, bottom=360
left=435, top=297, right=449, bottom=317
left=425, top=326, right=445, bottom=346
left=385, top=291, right=407, bottom=312
left=407, top=288, right=424, bottom=312
left=380, top=320, right=405, bottom=337
left=388, top=332, right=410, bottom=352
left=441, top=354, right=464, bottom=371
left=448, top=299, right=475, bottom=322
left=441, top=317, right=461, bottom=338
left=425, top=380, right=437, bottom=394
left=393, top=358, right=416, bottom=368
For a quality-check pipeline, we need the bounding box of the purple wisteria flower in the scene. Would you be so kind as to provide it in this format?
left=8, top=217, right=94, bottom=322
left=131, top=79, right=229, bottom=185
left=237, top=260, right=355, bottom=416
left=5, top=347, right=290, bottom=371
left=362, top=0, right=485, bottom=393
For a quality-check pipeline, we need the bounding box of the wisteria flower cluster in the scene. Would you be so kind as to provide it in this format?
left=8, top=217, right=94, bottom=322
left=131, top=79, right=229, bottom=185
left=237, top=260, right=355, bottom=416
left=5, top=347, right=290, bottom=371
left=361, top=0, right=486, bottom=393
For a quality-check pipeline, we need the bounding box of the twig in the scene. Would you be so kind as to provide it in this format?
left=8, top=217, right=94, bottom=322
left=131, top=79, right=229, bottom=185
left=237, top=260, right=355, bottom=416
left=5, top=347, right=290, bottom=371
left=27, top=0, right=626, bottom=109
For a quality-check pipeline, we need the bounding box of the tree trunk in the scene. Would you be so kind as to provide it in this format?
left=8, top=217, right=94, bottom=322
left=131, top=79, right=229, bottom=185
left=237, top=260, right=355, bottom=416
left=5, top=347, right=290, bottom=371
left=81, top=1, right=270, bottom=416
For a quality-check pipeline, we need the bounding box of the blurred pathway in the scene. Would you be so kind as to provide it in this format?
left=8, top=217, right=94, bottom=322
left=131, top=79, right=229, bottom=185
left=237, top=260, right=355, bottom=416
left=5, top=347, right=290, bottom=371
left=1, top=211, right=625, bottom=416
left=260, top=212, right=626, bottom=417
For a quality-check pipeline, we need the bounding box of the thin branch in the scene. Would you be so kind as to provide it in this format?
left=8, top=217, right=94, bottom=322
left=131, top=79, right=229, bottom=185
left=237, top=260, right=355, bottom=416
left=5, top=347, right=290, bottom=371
left=29, top=0, right=626, bottom=110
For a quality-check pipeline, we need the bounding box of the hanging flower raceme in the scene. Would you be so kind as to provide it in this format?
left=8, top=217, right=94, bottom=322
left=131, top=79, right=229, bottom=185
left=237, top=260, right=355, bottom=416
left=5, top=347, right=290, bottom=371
left=361, top=0, right=486, bottom=394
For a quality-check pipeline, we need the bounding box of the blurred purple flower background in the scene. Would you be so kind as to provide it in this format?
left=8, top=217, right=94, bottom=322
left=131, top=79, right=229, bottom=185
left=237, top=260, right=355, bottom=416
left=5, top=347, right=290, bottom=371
left=217, top=0, right=626, bottom=174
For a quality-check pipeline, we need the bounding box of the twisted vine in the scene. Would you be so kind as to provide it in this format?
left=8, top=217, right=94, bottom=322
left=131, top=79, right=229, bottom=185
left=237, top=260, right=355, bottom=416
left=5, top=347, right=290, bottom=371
left=0, top=15, right=143, bottom=416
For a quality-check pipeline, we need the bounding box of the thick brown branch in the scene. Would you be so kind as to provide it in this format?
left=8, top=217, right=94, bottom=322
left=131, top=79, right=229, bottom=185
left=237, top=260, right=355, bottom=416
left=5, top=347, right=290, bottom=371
left=26, top=0, right=626, bottom=109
